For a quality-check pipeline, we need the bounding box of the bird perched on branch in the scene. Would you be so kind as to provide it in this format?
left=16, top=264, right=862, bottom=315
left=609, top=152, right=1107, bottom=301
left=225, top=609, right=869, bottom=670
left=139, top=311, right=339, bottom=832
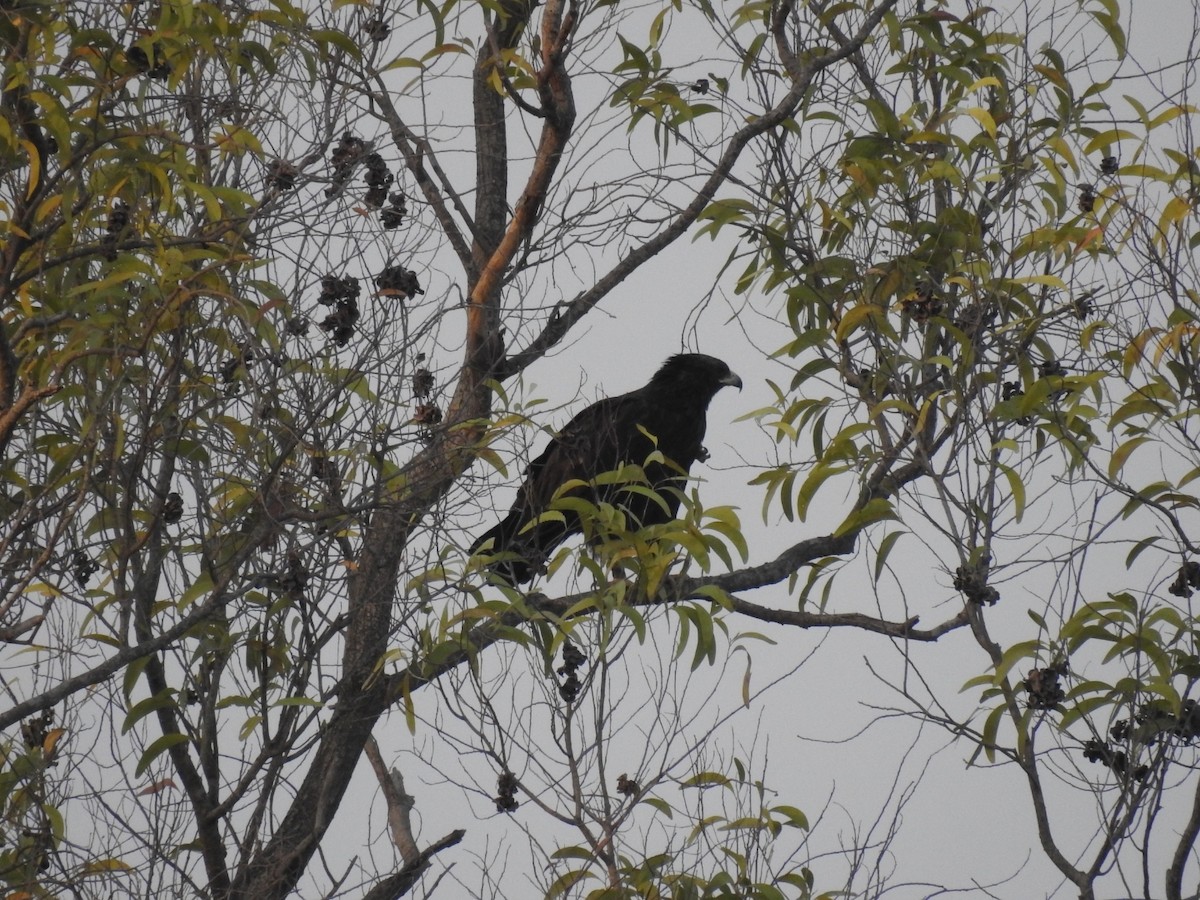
left=472, top=353, right=742, bottom=585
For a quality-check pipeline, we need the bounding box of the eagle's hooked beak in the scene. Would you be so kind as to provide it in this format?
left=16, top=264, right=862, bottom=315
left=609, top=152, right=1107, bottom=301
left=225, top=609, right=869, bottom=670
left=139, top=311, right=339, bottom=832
left=722, top=371, right=743, bottom=390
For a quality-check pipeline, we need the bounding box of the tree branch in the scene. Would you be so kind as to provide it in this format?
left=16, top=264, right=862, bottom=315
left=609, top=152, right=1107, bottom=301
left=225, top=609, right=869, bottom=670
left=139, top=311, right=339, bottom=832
left=359, top=829, right=466, bottom=900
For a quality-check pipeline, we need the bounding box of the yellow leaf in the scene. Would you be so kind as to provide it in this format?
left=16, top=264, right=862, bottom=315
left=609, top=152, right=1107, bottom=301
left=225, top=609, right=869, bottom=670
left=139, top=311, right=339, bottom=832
left=1109, top=437, right=1150, bottom=480
left=1075, top=225, right=1104, bottom=251
left=967, top=76, right=1002, bottom=92
left=1160, top=196, right=1191, bottom=233
left=81, top=858, right=134, bottom=874
left=965, top=107, right=997, bottom=139
left=43, top=727, right=67, bottom=755
left=1006, top=273, right=1068, bottom=290
left=834, top=303, right=879, bottom=342
left=20, top=139, right=39, bottom=198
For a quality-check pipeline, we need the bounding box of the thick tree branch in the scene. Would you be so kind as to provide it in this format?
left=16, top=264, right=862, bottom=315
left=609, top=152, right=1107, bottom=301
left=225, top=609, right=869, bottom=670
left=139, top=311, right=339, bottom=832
left=1167, top=775, right=1200, bottom=900
left=0, top=383, right=60, bottom=461
left=364, top=737, right=421, bottom=866
left=359, top=829, right=466, bottom=900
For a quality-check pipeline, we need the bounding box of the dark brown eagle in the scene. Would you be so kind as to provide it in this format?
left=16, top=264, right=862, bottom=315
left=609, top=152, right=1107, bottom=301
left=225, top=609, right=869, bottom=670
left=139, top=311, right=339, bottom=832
left=472, top=353, right=742, bottom=584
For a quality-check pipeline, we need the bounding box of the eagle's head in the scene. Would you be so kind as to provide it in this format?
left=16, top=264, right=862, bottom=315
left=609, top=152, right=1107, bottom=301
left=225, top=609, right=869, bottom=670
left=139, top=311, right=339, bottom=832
left=653, top=353, right=743, bottom=398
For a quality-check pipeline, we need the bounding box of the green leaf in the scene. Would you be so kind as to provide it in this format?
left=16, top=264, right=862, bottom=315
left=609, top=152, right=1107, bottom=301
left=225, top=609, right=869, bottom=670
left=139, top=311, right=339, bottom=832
left=681, top=771, right=730, bottom=788
left=550, top=846, right=597, bottom=861
left=997, top=462, right=1026, bottom=523
left=122, top=690, right=177, bottom=734
left=641, top=796, right=672, bottom=816
left=1125, top=536, right=1162, bottom=569
left=980, top=703, right=1006, bottom=764
left=994, top=640, right=1042, bottom=683
left=135, top=733, right=189, bottom=778
left=1109, top=436, right=1150, bottom=480
left=546, top=869, right=592, bottom=898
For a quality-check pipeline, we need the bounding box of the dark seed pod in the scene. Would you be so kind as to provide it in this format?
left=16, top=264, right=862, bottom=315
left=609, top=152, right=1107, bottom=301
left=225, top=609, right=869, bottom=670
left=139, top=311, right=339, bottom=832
left=953, top=556, right=999, bottom=606
left=412, top=403, right=442, bottom=426
left=376, top=265, right=424, bottom=300
left=327, top=133, right=368, bottom=195
left=72, top=549, right=100, bottom=587
left=284, top=315, right=309, bottom=337
left=162, top=491, right=184, bottom=524
left=1038, top=359, right=1067, bottom=379
left=1078, top=183, right=1096, bottom=213
left=330, top=133, right=367, bottom=170
left=127, top=42, right=169, bottom=78
left=1024, top=664, right=1066, bottom=710
left=319, top=297, right=360, bottom=347
left=219, top=346, right=255, bottom=383
left=363, top=153, right=393, bottom=188
left=365, top=13, right=391, bottom=41
left=281, top=549, right=309, bottom=594
left=21, top=710, right=53, bottom=748
left=1083, top=738, right=1109, bottom=764
left=267, top=159, right=299, bottom=191
left=556, top=641, right=587, bottom=702
left=412, top=367, right=434, bottom=398
left=101, top=200, right=131, bottom=261
left=495, top=770, right=519, bottom=813
left=318, top=274, right=360, bottom=306
left=1169, top=561, right=1200, bottom=598
left=616, top=773, right=639, bottom=796
left=364, top=184, right=388, bottom=209
left=310, top=454, right=337, bottom=482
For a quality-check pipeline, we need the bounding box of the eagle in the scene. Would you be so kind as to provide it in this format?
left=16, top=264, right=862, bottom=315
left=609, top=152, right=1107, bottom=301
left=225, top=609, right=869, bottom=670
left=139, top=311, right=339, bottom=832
left=472, top=353, right=742, bottom=584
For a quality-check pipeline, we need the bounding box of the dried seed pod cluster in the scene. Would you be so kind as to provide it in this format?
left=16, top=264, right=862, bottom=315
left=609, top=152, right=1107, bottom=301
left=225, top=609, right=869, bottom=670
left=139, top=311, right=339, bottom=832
left=494, top=770, right=519, bottom=813
left=953, top=556, right=999, bottom=606
left=72, top=549, right=100, bottom=587
left=267, top=159, right=299, bottom=191
left=364, top=12, right=391, bottom=41
left=162, top=491, right=184, bottom=524
left=219, top=345, right=255, bottom=384
left=327, top=133, right=367, bottom=196
left=280, top=549, right=308, bottom=595
left=1024, top=663, right=1066, bottom=710
left=1169, top=561, right=1200, bottom=598
left=1078, top=183, right=1096, bottom=213
left=411, top=403, right=442, bottom=428
left=557, top=641, right=586, bottom=702
left=901, top=284, right=943, bottom=324
left=1083, top=739, right=1148, bottom=781
left=412, top=366, right=434, bottom=398
left=101, top=200, right=131, bottom=262
left=375, top=265, right=423, bottom=300
left=363, top=152, right=394, bottom=209
left=381, top=191, right=406, bottom=229
left=317, top=275, right=362, bottom=347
